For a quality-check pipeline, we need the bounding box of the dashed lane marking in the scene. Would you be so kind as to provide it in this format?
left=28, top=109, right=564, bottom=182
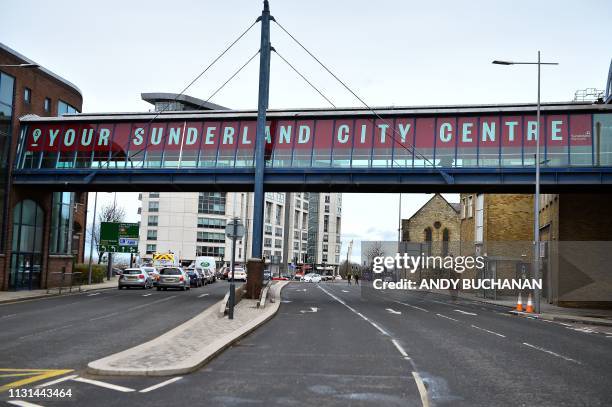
left=471, top=325, right=506, bottom=338
left=73, top=377, right=135, bottom=392
left=391, top=339, right=410, bottom=360
left=435, top=313, right=459, bottom=322
left=142, top=293, right=152, bottom=297
left=35, top=374, right=78, bottom=388
left=0, top=369, right=73, bottom=392
left=454, top=309, right=477, bottom=316
left=386, top=308, right=402, bottom=315
left=197, top=293, right=209, bottom=298
left=393, top=300, right=429, bottom=313
left=87, top=292, right=101, bottom=296
left=139, top=377, right=183, bottom=393
left=522, top=342, right=582, bottom=364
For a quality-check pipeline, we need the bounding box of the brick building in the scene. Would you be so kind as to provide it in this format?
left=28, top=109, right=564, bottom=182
left=401, top=194, right=460, bottom=256
left=0, top=42, right=86, bottom=290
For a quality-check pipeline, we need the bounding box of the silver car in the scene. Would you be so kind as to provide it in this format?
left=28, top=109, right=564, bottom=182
left=156, top=267, right=190, bottom=291
left=118, top=268, right=153, bottom=289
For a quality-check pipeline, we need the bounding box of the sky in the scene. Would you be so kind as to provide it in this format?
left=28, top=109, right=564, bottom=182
left=2, top=0, right=611, bottom=261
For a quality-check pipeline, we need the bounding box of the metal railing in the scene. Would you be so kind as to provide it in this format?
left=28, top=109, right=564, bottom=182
left=46, top=271, right=83, bottom=294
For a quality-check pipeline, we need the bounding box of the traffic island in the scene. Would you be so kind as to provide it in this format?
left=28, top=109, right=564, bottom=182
left=87, top=281, right=289, bottom=376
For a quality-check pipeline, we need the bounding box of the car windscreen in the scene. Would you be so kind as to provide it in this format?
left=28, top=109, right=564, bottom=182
left=123, top=269, right=142, bottom=275
left=142, top=268, right=156, bottom=273
left=159, top=268, right=181, bottom=275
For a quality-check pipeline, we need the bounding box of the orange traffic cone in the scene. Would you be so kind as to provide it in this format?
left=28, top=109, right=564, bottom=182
left=525, top=293, right=534, bottom=313
left=516, top=292, right=523, bottom=312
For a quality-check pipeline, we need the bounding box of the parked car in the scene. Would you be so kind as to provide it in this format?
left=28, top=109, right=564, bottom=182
left=141, top=266, right=159, bottom=286
left=302, top=273, right=322, bottom=283
left=294, top=272, right=304, bottom=281
left=220, top=266, right=230, bottom=280
left=186, top=269, right=203, bottom=287
left=320, top=274, right=334, bottom=281
left=201, top=268, right=215, bottom=284
left=118, top=268, right=153, bottom=289
left=229, top=266, right=247, bottom=281
left=156, top=267, right=190, bottom=291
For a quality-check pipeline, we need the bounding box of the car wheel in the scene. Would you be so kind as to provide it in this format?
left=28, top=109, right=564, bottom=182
left=157, top=287, right=161, bottom=291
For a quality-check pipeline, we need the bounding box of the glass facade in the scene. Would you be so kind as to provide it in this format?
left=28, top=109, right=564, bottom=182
left=50, top=192, right=74, bottom=254
left=17, top=112, right=612, bottom=171
left=10, top=199, right=43, bottom=290
left=0, top=71, right=15, bottom=246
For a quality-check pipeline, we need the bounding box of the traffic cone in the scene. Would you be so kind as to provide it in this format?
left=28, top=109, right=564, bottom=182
left=516, top=292, right=523, bottom=312
left=525, top=293, right=534, bottom=313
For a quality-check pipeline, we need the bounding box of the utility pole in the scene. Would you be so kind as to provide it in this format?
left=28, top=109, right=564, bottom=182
left=252, top=0, right=273, bottom=259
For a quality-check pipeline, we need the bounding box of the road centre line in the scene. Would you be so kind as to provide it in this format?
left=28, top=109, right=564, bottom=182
left=139, top=376, right=183, bottom=393
left=393, top=300, right=429, bottom=312
left=73, top=376, right=135, bottom=392
left=436, top=313, right=459, bottom=322
left=319, top=286, right=430, bottom=406
left=471, top=325, right=506, bottom=338
left=18, top=324, right=74, bottom=340
left=522, top=342, right=582, bottom=364
left=454, top=309, right=477, bottom=316
left=35, top=374, right=78, bottom=388
left=198, top=293, right=209, bottom=298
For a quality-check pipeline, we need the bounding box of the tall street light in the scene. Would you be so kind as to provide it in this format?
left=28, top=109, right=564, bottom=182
left=493, top=52, right=558, bottom=314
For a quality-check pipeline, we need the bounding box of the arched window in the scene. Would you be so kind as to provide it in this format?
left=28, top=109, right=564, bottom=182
left=442, top=228, right=450, bottom=256
left=10, top=199, right=44, bottom=290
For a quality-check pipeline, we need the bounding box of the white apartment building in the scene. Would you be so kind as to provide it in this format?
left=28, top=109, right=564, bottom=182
left=137, top=192, right=342, bottom=270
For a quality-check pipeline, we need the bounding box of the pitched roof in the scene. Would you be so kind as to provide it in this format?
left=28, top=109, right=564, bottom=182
left=403, top=194, right=460, bottom=224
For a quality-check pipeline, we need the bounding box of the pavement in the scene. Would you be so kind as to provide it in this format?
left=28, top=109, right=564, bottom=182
left=0, top=276, right=120, bottom=304
left=87, top=281, right=288, bottom=376
left=425, top=288, right=612, bottom=326
left=1, top=281, right=611, bottom=406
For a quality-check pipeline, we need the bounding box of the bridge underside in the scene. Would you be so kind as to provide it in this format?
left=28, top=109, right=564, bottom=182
left=12, top=168, right=612, bottom=193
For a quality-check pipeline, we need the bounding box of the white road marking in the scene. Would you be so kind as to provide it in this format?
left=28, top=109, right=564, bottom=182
left=391, top=339, right=410, bottom=359
left=7, top=400, right=45, bottom=407
left=393, top=300, right=429, bottom=313
left=300, top=307, right=319, bottom=314
left=0, top=313, right=17, bottom=319
left=567, top=326, right=595, bottom=333
left=280, top=300, right=292, bottom=303
left=18, top=324, right=74, bottom=340
left=198, top=293, right=210, bottom=298
left=342, top=290, right=349, bottom=293
left=35, top=374, right=79, bottom=388
left=319, top=286, right=389, bottom=336
left=87, top=292, right=101, bottom=296
left=522, top=342, right=582, bottom=364
left=412, top=371, right=430, bottom=407
left=436, top=313, right=458, bottom=322
left=142, top=293, right=152, bottom=297
left=139, top=376, right=183, bottom=393
left=454, top=309, right=477, bottom=316
left=558, top=322, right=573, bottom=327
left=294, top=289, right=307, bottom=292
left=73, top=376, right=135, bottom=392
left=386, top=308, right=402, bottom=315
left=471, top=324, right=506, bottom=338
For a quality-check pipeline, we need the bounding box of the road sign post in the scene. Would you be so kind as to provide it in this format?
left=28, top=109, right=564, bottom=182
left=226, top=218, right=245, bottom=320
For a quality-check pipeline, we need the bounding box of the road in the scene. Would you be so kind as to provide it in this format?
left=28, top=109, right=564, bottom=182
left=2, top=281, right=612, bottom=406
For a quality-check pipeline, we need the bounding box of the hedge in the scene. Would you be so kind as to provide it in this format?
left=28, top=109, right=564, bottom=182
left=73, top=263, right=107, bottom=284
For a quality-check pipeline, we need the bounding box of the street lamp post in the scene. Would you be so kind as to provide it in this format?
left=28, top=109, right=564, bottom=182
left=493, top=52, right=558, bottom=314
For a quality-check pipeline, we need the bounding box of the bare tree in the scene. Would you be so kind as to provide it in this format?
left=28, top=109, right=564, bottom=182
left=90, top=202, right=126, bottom=264
left=364, top=241, right=385, bottom=267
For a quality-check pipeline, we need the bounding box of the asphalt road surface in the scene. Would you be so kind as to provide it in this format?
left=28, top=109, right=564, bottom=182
left=2, top=281, right=611, bottom=406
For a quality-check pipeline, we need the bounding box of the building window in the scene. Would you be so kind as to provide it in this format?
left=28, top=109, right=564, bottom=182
left=196, top=246, right=225, bottom=257
left=197, top=231, right=225, bottom=243
left=294, top=241, right=299, bottom=250
left=467, top=195, right=474, bottom=218
left=323, top=215, right=329, bottom=233
left=58, top=100, right=78, bottom=115
left=264, top=225, right=272, bottom=235
left=325, top=204, right=330, bottom=213
left=325, top=195, right=330, bottom=203
left=294, top=230, right=300, bottom=239
left=50, top=192, right=73, bottom=254
left=146, top=244, right=157, bottom=254
left=149, top=192, right=160, bottom=198
left=460, top=197, right=467, bottom=219
left=24, top=87, right=31, bottom=104
left=475, top=194, right=484, bottom=243
left=148, top=201, right=159, bottom=212
left=442, top=228, right=450, bottom=256
left=275, top=204, right=282, bottom=225
left=147, top=229, right=157, bottom=241
left=44, top=97, right=51, bottom=112
left=198, top=217, right=225, bottom=229
left=198, top=192, right=226, bottom=214
left=274, top=239, right=282, bottom=248
left=275, top=227, right=282, bottom=237
left=323, top=243, right=328, bottom=253
left=264, top=238, right=272, bottom=247
left=322, top=254, right=328, bottom=262
left=147, top=215, right=158, bottom=226
left=424, top=227, right=433, bottom=256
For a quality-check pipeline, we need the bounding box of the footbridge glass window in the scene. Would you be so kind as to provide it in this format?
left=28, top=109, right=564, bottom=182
left=50, top=192, right=74, bottom=254
left=594, top=114, right=612, bottom=166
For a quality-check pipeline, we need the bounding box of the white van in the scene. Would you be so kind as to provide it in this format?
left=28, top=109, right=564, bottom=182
left=194, top=257, right=217, bottom=280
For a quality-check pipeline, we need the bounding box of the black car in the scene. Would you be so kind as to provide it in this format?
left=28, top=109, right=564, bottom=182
left=186, top=269, right=203, bottom=287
